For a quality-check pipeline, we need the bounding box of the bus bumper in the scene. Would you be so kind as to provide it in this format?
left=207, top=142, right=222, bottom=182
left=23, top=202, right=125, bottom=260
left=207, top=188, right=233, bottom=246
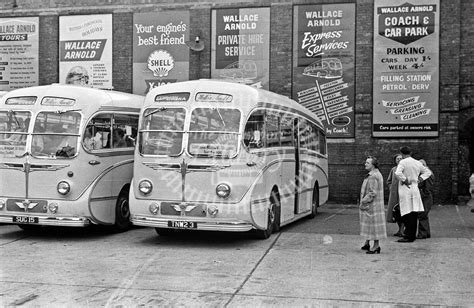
left=131, top=214, right=254, bottom=232
left=0, top=215, right=91, bottom=227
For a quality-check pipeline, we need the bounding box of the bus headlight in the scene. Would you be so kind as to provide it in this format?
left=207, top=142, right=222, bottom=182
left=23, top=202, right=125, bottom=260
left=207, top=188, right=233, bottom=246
left=216, top=183, right=231, bottom=199
left=139, top=180, right=153, bottom=195
left=0, top=199, right=5, bottom=210
left=57, top=181, right=70, bottom=195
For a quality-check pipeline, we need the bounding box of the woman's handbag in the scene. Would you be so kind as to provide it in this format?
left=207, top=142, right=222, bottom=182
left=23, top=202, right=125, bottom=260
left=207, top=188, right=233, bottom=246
left=392, top=203, right=401, bottom=222
left=359, top=202, right=370, bottom=211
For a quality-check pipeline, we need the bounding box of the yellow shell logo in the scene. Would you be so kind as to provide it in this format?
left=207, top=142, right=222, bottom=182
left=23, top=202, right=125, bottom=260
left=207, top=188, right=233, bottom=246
left=147, top=50, right=174, bottom=77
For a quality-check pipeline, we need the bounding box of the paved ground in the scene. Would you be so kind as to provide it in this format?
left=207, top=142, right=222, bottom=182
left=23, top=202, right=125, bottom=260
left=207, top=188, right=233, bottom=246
left=0, top=203, right=473, bottom=307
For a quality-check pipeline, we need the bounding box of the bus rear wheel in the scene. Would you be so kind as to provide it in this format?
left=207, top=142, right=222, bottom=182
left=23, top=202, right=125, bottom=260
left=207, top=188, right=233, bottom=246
left=309, top=186, right=319, bottom=219
left=113, top=191, right=132, bottom=232
left=255, top=191, right=280, bottom=239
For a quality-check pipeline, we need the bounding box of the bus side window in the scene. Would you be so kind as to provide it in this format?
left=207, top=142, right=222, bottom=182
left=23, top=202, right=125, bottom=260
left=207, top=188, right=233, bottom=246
left=280, top=113, right=294, bottom=147
left=303, top=123, right=318, bottom=152
left=113, top=114, right=139, bottom=148
left=244, top=110, right=264, bottom=149
left=265, top=111, right=280, bottom=147
left=299, top=119, right=310, bottom=149
left=312, top=124, right=320, bottom=152
left=319, top=130, right=327, bottom=155
left=83, top=114, right=111, bottom=150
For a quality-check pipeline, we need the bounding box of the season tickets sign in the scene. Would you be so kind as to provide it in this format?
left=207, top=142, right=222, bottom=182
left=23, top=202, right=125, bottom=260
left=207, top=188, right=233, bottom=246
left=59, top=14, right=112, bottom=89
left=211, top=7, right=270, bottom=89
left=0, top=17, right=39, bottom=90
left=292, top=4, right=355, bottom=138
left=373, top=0, right=439, bottom=137
left=133, top=11, right=189, bottom=94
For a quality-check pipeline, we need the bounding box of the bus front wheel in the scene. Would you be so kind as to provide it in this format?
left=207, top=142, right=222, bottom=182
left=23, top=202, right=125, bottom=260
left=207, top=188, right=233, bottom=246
left=113, top=191, right=132, bottom=232
left=255, top=191, right=280, bottom=239
left=18, top=224, right=42, bottom=232
left=155, top=228, right=174, bottom=236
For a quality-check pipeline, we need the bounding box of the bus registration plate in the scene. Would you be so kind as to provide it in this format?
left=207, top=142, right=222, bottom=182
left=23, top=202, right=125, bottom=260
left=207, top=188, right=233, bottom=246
left=168, top=220, right=197, bottom=229
left=13, top=216, right=39, bottom=224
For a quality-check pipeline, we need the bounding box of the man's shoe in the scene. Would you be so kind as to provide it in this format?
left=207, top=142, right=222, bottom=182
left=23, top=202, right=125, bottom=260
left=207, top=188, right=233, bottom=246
left=397, top=238, right=415, bottom=243
left=416, top=235, right=428, bottom=239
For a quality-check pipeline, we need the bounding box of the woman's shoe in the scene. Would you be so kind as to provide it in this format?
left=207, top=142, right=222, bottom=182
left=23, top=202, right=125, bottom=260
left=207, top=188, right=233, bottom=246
left=366, top=247, right=381, bottom=254
left=393, top=231, right=403, bottom=237
left=361, top=244, right=370, bottom=251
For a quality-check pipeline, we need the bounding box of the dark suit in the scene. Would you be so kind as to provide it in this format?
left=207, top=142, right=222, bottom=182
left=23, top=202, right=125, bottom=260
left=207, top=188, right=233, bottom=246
left=418, top=175, right=434, bottom=238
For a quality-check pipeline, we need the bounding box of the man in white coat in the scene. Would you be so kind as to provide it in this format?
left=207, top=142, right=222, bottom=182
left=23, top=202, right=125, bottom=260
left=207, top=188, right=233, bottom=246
left=395, top=146, right=432, bottom=242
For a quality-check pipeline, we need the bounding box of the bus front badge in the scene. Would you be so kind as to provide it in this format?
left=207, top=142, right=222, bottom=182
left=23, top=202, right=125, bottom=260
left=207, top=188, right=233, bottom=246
left=15, top=200, right=38, bottom=212
left=172, top=203, right=198, bottom=216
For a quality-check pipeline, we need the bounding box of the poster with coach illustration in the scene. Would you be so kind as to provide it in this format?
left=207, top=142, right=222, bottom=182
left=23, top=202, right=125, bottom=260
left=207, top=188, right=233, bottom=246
left=133, top=11, right=189, bottom=95
left=373, top=0, right=439, bottom=137
left=211, top=7, right=270, bottom=90
left=292, top=4, right=355, bottom=138
left=59, top=14, right=112, bottom=89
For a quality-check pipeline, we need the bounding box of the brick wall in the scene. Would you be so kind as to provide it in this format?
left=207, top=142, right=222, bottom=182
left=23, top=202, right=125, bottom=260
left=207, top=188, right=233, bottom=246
left=2, top=0, right=473, bottom=204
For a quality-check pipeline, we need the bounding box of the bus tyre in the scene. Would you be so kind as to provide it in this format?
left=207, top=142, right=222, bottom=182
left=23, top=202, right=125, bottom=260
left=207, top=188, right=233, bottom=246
left=255, top=191, right=279, bottom=239
left=113, top=192, right=132, bottom=232
left=309, top=186, right=319, bottom=219
left=273, top=191, right=281, bottom=232
left=18, top=224, right=42, bottom=232
left=155, top=228, right=174, bottom=236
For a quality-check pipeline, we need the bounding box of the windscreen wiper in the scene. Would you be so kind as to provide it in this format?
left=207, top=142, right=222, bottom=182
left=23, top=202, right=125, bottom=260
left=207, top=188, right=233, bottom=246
left=144, top=107, right=167, bottom=118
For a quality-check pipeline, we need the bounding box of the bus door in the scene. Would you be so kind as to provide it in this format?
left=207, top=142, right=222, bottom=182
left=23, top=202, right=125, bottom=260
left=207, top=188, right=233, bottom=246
left=293, top=117, right=301, bottom=214
left=81, top=112, right=139, bottom=224
left=278, top=112, right=297, bottom=221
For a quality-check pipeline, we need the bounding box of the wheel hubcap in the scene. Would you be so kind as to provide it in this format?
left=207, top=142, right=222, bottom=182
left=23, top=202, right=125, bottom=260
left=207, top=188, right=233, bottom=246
left=120, top=200, right=129, bottom=218
left=269, top=202, right=275, bottom=224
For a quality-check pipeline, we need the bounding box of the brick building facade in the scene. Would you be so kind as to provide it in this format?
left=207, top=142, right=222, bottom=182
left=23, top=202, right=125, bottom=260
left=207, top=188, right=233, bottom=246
left=1, top=0, right=473, bottom=204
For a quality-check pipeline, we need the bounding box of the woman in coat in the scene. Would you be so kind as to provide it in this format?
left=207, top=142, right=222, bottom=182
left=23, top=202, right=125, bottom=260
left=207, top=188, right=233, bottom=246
left=386, top=153, right=404, bottom=236
left=360, top=156, right=387, bottom=254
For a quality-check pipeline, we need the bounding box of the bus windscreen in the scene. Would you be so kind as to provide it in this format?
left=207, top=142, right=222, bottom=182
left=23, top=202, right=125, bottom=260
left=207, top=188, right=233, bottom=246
left=139, top=107, right=186, bottom=156
left=188, top=108, right=240, bottom=157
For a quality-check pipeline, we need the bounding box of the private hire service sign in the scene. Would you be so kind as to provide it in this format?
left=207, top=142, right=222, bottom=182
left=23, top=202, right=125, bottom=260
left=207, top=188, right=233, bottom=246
left=211, top=7, right=270, bottom=90
left=132, top=11, right=190, bottom=95
left=0, top=17, right=39, bottom=91
left=373, top=0, right=439, bottom=137
left=292, top=4, right=356, bottom=138
left=59, top=14, right=113, bottom=89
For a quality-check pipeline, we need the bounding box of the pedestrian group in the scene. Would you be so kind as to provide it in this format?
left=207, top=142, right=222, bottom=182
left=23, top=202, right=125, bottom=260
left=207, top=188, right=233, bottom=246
left=359, top=146, right=434, bottom=254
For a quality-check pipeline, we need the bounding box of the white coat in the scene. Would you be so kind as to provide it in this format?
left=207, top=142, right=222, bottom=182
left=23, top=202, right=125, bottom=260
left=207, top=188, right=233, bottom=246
left=395, top=156, right=432, bottom=217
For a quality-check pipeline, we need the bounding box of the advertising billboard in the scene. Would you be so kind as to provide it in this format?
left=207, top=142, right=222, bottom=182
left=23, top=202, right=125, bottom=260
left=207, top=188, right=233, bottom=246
left=0, top=17, right=39, bottom=90
left=293, top=4, right=356, bottom=138
left=373, top=0, right=440, bottom=137
left=133, top=11, right=189, bottom=94
left=59, top=14, right=113, bottom=89
left=211, top=7, right=270, bottom=89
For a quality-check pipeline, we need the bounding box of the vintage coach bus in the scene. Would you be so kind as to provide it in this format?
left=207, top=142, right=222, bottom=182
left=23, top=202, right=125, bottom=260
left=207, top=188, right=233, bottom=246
left=0, top=84, right=143, bottom=231
left=130, top=79, right=328, bottom=239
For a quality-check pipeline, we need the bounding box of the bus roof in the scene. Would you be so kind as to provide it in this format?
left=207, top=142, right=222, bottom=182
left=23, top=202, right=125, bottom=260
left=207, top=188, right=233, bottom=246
left=144, top=79, right=323, bottom=127
left=0, top=84, right=144, bottom=113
